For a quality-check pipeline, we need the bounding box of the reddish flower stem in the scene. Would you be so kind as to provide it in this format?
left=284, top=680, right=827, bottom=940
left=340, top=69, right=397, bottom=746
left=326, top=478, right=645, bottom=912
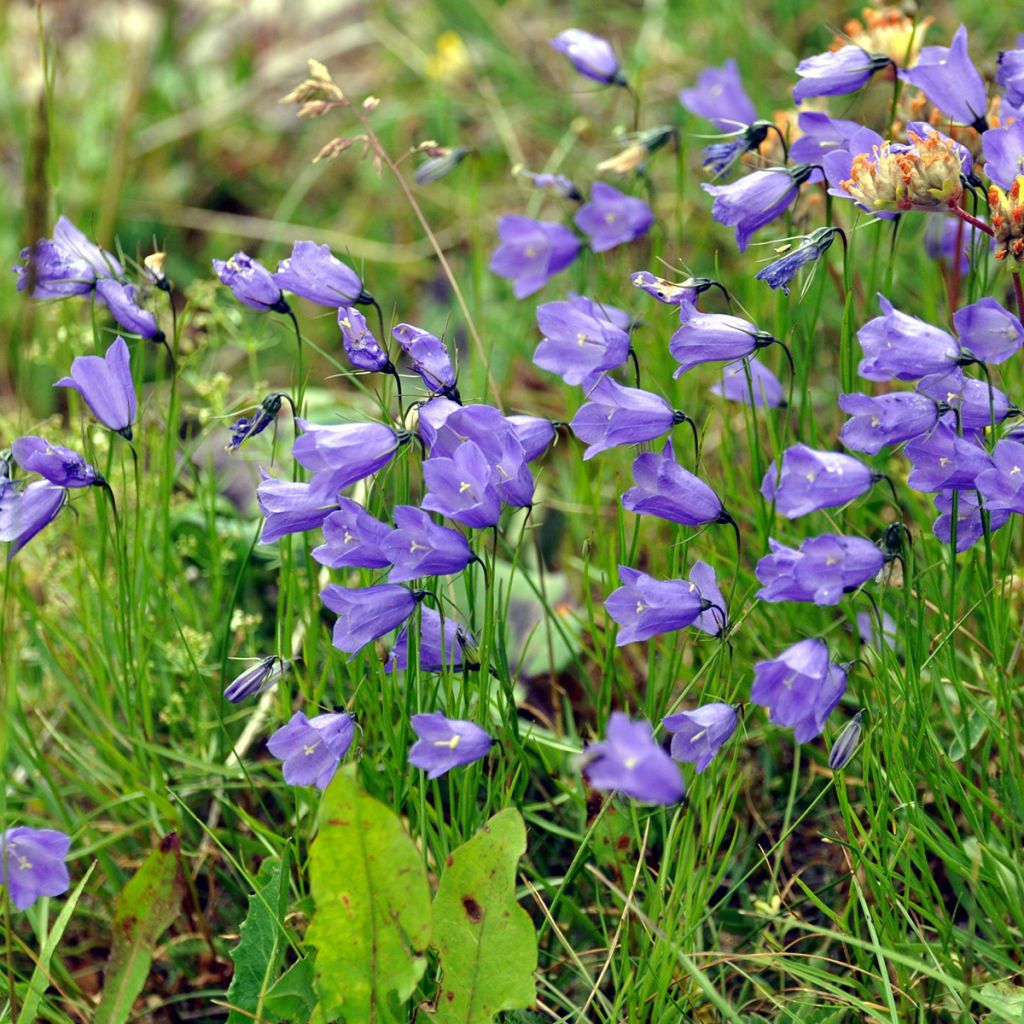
left=951, top=204, right=994, bottom=236
left=1014, top=271, right=1024, bottom=325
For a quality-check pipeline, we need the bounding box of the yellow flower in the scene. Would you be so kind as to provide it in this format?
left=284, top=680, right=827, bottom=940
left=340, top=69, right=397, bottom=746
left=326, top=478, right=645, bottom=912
left=426, top=32, right=472, bottom=83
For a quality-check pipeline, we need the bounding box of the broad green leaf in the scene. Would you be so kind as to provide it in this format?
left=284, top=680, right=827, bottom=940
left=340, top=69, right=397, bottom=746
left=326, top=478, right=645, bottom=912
left=431, top=808, right=537, bottom=1024
left=225, top=852, right=289, bottom=1024
left=261, top=956, right=319, bottom=1023
left=94, top=832, right=186, bottom=1024
left=306, top=770, right=431, bottom=1023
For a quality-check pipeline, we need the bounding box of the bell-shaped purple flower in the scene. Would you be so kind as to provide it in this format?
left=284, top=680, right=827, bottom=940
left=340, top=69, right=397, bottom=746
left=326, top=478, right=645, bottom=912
left=256, top=471, right=337, bottom=543
left=917, top=370, right=1014, bottom=430
left=898, top=26, right=988, bottom=132
left=383, top=505, right=474, bottom=583
left=95, top=279, right=160, bottom=340
left=761, top=444, right=875, bottom=518
left=387, top=607, right=474, bottom=674
left=583, top=712, right=684, bottom=805
left=793, top=46, right=892, bottom=103
left=573, top=183, right=654, bottom=253
left=981, top=120, right=1024, bottom=190
left=52, top=216, right=123, bottom=278
left=0, top=481, right=67, bottom=559
left=570, top=377, right=681, bottom=460
left=755, top=534, right=884, bottom=605
left=408, top=712, right=494, bottom=779
left=604, top=566, right=709, bottom=646
left=662, top=703, right=738, bottom=772
left=754, top=227, right=840, bottom=295
left=534, top=297, right=630, bottom=385
left=549, top=29, right=624, bottom=86
left=55, top=335, right=136, bottom=439
left=974, top=439, right=1024, bottom=514
left=689, top=559, right=728, bottom=637
left=631, top=271, right=707, bottom=306
left=392, top=324, right=458, bottom=400
left=11, top=437, right=99, bottom=489
left=679, top=59, right=757, bottom=130
left=839, top=391, right=939, bottom=453
left=507, top=415, right=556, bottom=461
left=515, top=168, right=582, bottom=200
left=857, top=296, right=963, bottom=381
left=953, top=298, right=1024, bottom=365
left=267, top=711, right=354, bottom=789
left=710, top=357, right=786, bottom=408
left=622, top=439, right=729, bottom=527
left=490, top=216, right=581, bottom=299
left=750, top=638, right=847, bottom=742
left=213, top=252, right=288, bottom=313
left=311, top=498, right=392, bottom=569
left=0, top=827, right=71, bottom=910
left=789, top=111, right=865, bottom=165
left=415, top=397, right=462, bottom=450
left=934, top=489, right=1010, bottom=552
left=339, top=307, right=391, bottom=372
left=422, top=440, right=501, bottom=529
left=670, top=304, right=769, bottom=378
left=226, top=394, right=284, bottom=454
left=321, top=583, right=422, bottom=655
left=224, top=655, right=289, bottom=703
left=905, top=421, right=991, bottom=492
left=275, top=240, right=367, bottom=307
left=291, top=420, right=403, bottom=498
left=13, top=238, right=94, bottom=300
left=997, top=48, right=1024, bottom=109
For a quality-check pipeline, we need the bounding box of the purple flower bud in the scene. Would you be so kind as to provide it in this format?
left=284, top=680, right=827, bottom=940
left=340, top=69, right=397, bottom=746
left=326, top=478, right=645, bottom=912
left=662, top=703, right=738, bottom=772
left=13, top=238, right=94, bottom=300
left=267, top=711, right=354, bottom=789
left=224, top=655, right=289, bottom=703
left=339, top=307, right=390, bottom=372
left=54, top=335, right=136, bottom=439
left=793, top=46, right=892, bottom=103
left=387, top=607, right=474, bottom=674
left=702, top=125, right=770, bottom=177
left=679, top=59, right=757, bottom=131
left=905, top=421, right=991, bottom=492
left=828, top=710, right=865, bottom=771
left=583, top=712, right=684, bottom=805
left=761, top=444, right=875, bottom=518
left=11, top=437, right=99, bottom=489
left=0, top=481, right=67, bottom=558
left=275, top=240, right=366, bottom=307
left=383, top=505, right=474, bottom=583
left=0, top=826, right=71, bottom=910
left=421, top=440, right=502, bottom=529
left=755, top=227, right=840, bottom=295
left=320, top=583, right=423, bottom=655
left=997, top=48, right=1024, bottom=109
left=755, top=534, right=884, bottom=605
left=751, top=638, right=847, bottom=742
left=414, top=146, right=471, bottom=185
left=408, top=712, right=494, bottom=778
left=669, top=305, right=768, bottom=377
left=917, top=370, right=1014, bottom=430
left=857, top=296, right=963, bottom=381
left=311, top=498, right=392, bottom=569
left=934, top=488, right=1010, bottom=551
left=839, top=392, right=940, bottom=453
left=256, top=471, right=337, bottom=543
left=688, top=559, right=728, bottom=637
left=506, top=415, right=556, bottom=461
left=981, top=120, right=1024, bottom=190
left=226, top=393, right=283, bottom=453
left=709, top=357, right=786, bottom=408
left=392, top=324, right=458, bottom=400
left=953, top=298, right=1024, bottom=365
left=573, top=182, right=654, bottom=253
left=515, top=168, right=582, bottom=201
left=534, top=298, right=630, bottom=385
left=490, top=216, right=581, bottom=299
left=213, top=252, right=288, bottom=313
left=898, top=26, right=988, bottom=132
left=604, top=565, right=709, bottom=645
left=570, top=377, right=679, bottom=460
left=94, top=279, right=160, bottom=340
left=622, top=439, right=728, bottom=527
left=549, top=29, right=623, bottom=86
left=291, top=420, right=403, bottom=498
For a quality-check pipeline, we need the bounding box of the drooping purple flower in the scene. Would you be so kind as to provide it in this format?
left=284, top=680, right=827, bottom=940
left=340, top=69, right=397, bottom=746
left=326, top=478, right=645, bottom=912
left=506, top=415, right=556, bottom=461
left=94, top=279, right=160, bottom=341
left=701, top=121, right=774, bottom=177
left=631, top=271, right=707, bottom=306
left=213, top=252, right=288, bottom=313
left=422, top=440, right=501, bottom=529
left=750, top=638, right=847, bottom=742
left=755, top=227, right=841, bottom=295
left=856, top=610, right=898, bottom=652
left=789, top=112, right=865, bottom=165
left=266, top=711, right=354, bottom=789
left=0, top=827, right=71, bottom=910
left=917, top=369, right=1014, bottom=430
left=688, top=559, right=727, bottom=637
left=583, top=712, right=684, bottom=805
left=407, top=712, right=494, bottom=779
left=383, top=505, right=474, bottom=583
left=0, top=481, right=67, bottom=559
left=311, top=498, right=392, bottom=569
left=857, top=296, right=963, bottom=382
left=669, top=304, right=770, bottom=377
left=392, top=324, right=459, bottom=401
left=898, top=26, right=988, bottom=132
left=755, top=534, right=884, bottom=605
left=761, top=444, right=875, bottom=518
left=569, top=377, right=682, bottom=460
left=339, top=307, right=391, bottom=373
left=604, top=565, right=709, bottom=646
left=11, top=437, right=99, bottom=489
left=291, top=420, right=403, bottom=499
left=387, top=607, right=474, bottom=674
left=224, top=655, right=289, bottom=703
left=679, top=59, right=757, bottom=130
left=997, top=48, right=1024, bottom=109
left=924, top=216, right=973, bottom=275
left=953, top=298, right=1024, bottom=365
left=793, top=46, right=892, bottom=103
left=838, top=391, right=940, bottom=453
left=701, top=165, right=814, bottom=252
left=622, top=439, right=730, bottom=527
left=415, top=397, right=462, bottom=450
left=549, top=28, right=624, bottom=86
left=52, top=216, right=123, bottom=278
left=567, top=292, right=632, bottom=330
left=981, top=120, right=1024, bottom=190
left=709, top=357, right=786, bottom=408
left=320, top=583, right=423, bottom=655
left=515, top=167, right=582, bottom=201
left=974, top=439, right=1024, bottom=514
left=226, top=394, right=284, bottom=453
left=573, top=182, right=654, bottom=253
left=662, top=703, right=738, bottom=772
left=55, top=335, right=136, bottom=439
left=533, top=298, right=630, bottom=386
left=256, top=471, right=337, bottom=543
left=490, top=216, right=581, bottom=299
left=13, top=238, right=94, bottom=300
left=934, top=488, right=1010, bottom=551
left=905, top=421, right=991, bottom=492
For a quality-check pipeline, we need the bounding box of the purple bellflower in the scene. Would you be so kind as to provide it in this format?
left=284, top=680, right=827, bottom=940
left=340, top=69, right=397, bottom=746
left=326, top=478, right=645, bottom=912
left=934, top=489, right=1009, bottom=552
left=514, top=167, right=583, bottom=201
left=899, top=26, right=988, bottom=133
left=0, top=827, right=71, bottom=910
left=94, top=279, right=160, bottom=341
left=490, top=216, right=581, bottom=299
left=0, top=481, right=67, bottom=559
left=905, top=421, right=991, bottom=492
left=662, top=703, right=738, bottom=772
left=267, top=711, right=354, bottom=789
left=755, top=227, right=841, bottom=295
left=689, top=559, right=728, bottom=637
left=13, top=239, right=94, bottom=300
left=275, top=240, right=368, bottom=307
left=997, top=48, right=1024, bottom=109
left=311, top=498, right=392, bottom=569
left=408, top=712, right=494, bottom=778
left=981, top=120, right=1024, bottom=190
left=631, top=270, right=717, bottom=306
left=387, top=607, right=474, bottom=674
left=710, top=357, right=786, bottom=408
left=382, top=505, right=474, bottom=583
left=828, top=710, right=865, bottom=771
left=338, top=307, right=392, bottom=373
left=924, top=216, right=974, bottom=275
left=549, top=29, right=624, bottom=86
left=573, top=182, right=654, bottom=253
left=974, top=439, right=1024, bottom=514
left=11, top=437, right=100, bottom=489
left=857, top=296, right=964, bottom=381
left=506, top=415, right=556, bottom=461
left=583, top=712, right=684, bottom=805
left=421, top=440, right=502, bottom=529
left=604, top=565, right=711, bottom=646
left=761, top=444, right=876, bottom=518
left=953, top=298, right=1024, bottom=365
left=213, top=252, right=289, bottom=313
left=701, top=121, right=774, bottom=178
left=415, top=397, right=461, bottom=450
left=751, top=638, right=847, bottom=742
left=533, top=298, right=630, bottom=385
left=55, top=335, right=136, bottom=439
left=567, top=292, right=632, bottom=330
left=392, top=324, right=459, bottom=401
left=224, top=655, right=289, bottom=703
left=679, top=59, right=757, bottom=131
left=256, top=471, right=337, bottom=544
left=838, top=392, right=940, bottom=453
left=669, top=304, right=773, bottom=377
left=917, top=370, right=1014, bottom=430
left=622, top=439, right=731, bottom=527
left=856, top=610, right=898, bottom=653
left=792, top=46, right=893, bottom=103
left=320, top=583, right=423, bottom=655
left=789, top=111, right=865, bottom=165
left=291, top=420, right=403, bottom=498
left=52, top=216, right=123, bottom=278
left=755, top=534, right=885, bottom=605
left=226, top=393, right=284, bottom=453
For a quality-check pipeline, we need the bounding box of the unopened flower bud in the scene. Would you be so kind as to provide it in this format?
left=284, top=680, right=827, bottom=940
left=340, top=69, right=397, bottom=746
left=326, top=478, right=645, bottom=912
left=828, top=710, right=865, bottom=771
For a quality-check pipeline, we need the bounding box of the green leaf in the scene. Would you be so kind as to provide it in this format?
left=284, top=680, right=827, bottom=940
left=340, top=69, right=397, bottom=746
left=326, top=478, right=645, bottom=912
left=306, top=770, right=432, bottom=1023
left=225, top=851, right=290, bottom=1024
left=261, top=957, right=319, bottom=1023
left=948, top=696, right=997, bottom=760
left=431, top=808, right=537, bottom=1024
left=94, top=832, right=186, bottom=1024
